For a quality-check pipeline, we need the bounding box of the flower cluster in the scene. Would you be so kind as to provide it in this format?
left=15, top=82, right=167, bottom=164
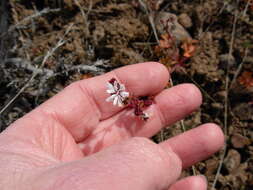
left=127, top=96, right=154, bottom=121
left=106, top=78, right=129, bottom=107
left=106, top=78, right=154, bottom=121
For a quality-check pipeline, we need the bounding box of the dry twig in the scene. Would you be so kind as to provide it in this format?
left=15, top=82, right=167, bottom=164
left=0, top=8, right=60, bottom=38
left=0, top=24, right=73, bottom=116
left=211, top=5, right=239, bottom=189
left=138, top=0, right=159, bottom=42
left=74, top=0, right=93, bottom=37
left=230, top=48, right=249, bottom=88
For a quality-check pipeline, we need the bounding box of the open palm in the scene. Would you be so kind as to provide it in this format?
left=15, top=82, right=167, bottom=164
left=0, top=62, right=224, bottom=190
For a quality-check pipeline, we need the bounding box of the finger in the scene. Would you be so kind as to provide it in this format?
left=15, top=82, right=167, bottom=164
left=168, top=176, right=207, bottom=190
left=32, top=137, right=182, bottom=190
left=79, top=83, right=202, bottom=154
left=36, top=62, right=169, bottom=142
left=136, top=83, right=202, bottom=137
left=160, top=123, right=224, bottom=168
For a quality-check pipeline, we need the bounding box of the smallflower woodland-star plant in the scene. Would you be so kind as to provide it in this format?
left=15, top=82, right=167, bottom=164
left=106, top=78, right=129, bottom=107
left=106, top=78, right=154, bottom=121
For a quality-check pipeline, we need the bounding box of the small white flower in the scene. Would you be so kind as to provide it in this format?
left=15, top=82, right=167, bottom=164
left=106, top=79, right=129, bottom=107
left=141, top=112, right=150, bottom=121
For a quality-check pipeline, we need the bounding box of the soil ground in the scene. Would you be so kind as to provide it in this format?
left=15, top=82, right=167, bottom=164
left=0, top=0, right=253, bottom=189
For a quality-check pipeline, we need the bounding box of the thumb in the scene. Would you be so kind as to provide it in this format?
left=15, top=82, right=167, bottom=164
left=33, top=137, right=182, bottom=190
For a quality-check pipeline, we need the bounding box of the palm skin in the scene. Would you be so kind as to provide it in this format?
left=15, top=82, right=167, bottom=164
left=0, top=62, right=224, bottom=190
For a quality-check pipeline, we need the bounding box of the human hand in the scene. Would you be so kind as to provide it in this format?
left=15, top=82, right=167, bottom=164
left=0, top=62, right=224, bottom=190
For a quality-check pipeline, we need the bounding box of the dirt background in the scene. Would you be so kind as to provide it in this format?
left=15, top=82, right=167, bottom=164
left=0, top=0, right=253, bottom=189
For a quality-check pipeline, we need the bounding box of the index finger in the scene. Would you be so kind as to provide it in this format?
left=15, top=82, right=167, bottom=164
left=37, top=62, right=170, bottom=141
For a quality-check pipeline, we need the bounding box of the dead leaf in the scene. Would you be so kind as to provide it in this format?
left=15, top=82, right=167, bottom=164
left=82, top=73, right=94, bottom=80
left=159, top=33, right=173, bottom=49
left=181, top=39, right=198, bottom=58
left=238, top=71, right=253, bottom=88
left=231, top=133, right=251, bottom=148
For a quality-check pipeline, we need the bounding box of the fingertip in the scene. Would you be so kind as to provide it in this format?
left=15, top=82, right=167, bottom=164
left=198, top=175, right=207, bottom=185
left=145, top=62, right=170, bottom=82
left=193, top=175, right=207, bottom=189
left=161, top=123, right=224, bottom=168
left=176, top=83, right=202, bottom=109
left=155, top=83, right=202, bottom=125
left=141, top=62, right=170, bottom=91
left=200, top=123, right=225, bottom=153
left=114, top=62, right=170, bottom=94
left=169, top=175, right=207, bottom=190
left=186, top=175, right=207, bottom=190
left=149, top=62, right=170, bottom=91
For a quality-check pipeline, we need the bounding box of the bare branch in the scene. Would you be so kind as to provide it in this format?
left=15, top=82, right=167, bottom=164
left=0, top=24, right=73, bottom=115
left=211, top=6, right=239, bottom=190
left=0, top=8, right=60, bottom=38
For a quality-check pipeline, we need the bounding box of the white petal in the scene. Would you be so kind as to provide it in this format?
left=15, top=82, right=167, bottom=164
left=106, top=82, right=113, bottom=89
left=120, top=91, right=129, bottom=98
left=107, top=82, right=116, bottom=93
left=113, top=95, right=119, bottom=106
left=119, top=84, right=125, bottom=91
left=107, top=89, right=115, bottom=94
left=143, top=112, right=149, bottom=118
left=106, top=94, right=116, bottom=102
left=117, top=97, right=124, bottom=107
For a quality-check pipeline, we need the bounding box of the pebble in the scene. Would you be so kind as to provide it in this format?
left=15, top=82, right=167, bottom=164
left=224, top=149, right=241, bottom=173
left=155, top=12, right=191, bottom=44
left=178, top=13, right=192, bottom=28
left=231, top=133, right=251, bottom=148
left=233, top=103, right=253, bottom=121
left=219, top=54, right=236, bottom=68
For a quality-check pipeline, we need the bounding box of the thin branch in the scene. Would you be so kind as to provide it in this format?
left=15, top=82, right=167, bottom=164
left=182, top=70, right=217, bottom=103
left=0, top=8, right=60, bottom=38
left=138, top=0, right=159, bottom=43
left=148, top=14, right=159, bottom=43
left=230, top=48, right=249, bottom=89
left=211, top=7, right=238, bottom=189
left=4, top=58, right=54, bottom=75
left=242, top=0, right=251, bottom=17
left=74, top=0, right=93, bottom=36
left=0, top=24, right=73, bottom=116
left=198, top=2, right=227, bottom=39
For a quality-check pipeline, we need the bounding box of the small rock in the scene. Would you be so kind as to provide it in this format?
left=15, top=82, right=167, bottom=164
left=205, top=159, right=219, bottom=176
left=225, top=163, right=248, bottom=188
left=248, top=145, right=253, bottom=152
left=224, top=149, right=241, bottom=173
left=178, top=13, right=192, bottom=28
left=211, top=102, right=223, bottom=110
left=249, top=131, right=253, bottom=141
left=233, top=103, right=253, bottom=121
left=219, top=54, right=236, bottom=68
left=64, top=0, right=74, bottom=9
left=231, top=133, right=251, bottom=148
left=155, top=12, right=191, bottom=44
left=217, top=90, right=226, bottom=97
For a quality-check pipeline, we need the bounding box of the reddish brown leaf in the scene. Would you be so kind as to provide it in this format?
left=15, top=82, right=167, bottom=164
left=82, top=73, right=94, bottom=80
left=181, top=39, right=198, bottom=58
left=238, top=71, right=253, bottom=88
left=159, top=33, right=173, bottom=49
